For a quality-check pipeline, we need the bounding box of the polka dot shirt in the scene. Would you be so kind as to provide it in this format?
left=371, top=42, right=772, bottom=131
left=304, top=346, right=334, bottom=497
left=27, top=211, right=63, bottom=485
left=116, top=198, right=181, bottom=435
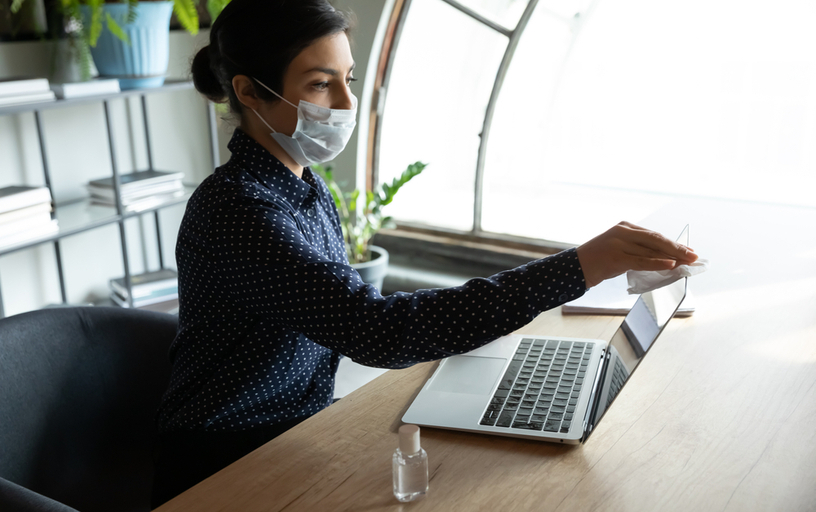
left=156, top=128, right=587, bottom=433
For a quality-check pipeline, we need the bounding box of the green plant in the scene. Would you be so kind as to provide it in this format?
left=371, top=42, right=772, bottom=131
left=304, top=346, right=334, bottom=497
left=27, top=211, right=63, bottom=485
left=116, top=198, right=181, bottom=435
left=312, top=161, right=427, bottom=265
left=12, top=0, right=231, bottom=80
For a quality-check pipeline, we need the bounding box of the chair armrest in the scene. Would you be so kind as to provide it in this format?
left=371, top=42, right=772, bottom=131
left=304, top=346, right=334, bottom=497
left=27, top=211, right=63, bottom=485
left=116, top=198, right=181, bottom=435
left=0, top=477, right=79, bottom=512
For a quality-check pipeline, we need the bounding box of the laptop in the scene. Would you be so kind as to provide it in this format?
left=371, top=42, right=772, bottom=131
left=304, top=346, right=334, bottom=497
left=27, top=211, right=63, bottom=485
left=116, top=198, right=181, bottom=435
left=403, top=226, right=690, bottom=444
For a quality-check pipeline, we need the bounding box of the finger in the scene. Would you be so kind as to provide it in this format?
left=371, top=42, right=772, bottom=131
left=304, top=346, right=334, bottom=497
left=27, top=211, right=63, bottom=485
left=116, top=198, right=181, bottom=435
left=628, top=256, right=676, bottom=272
left=627, top=229, right=695, bottom=262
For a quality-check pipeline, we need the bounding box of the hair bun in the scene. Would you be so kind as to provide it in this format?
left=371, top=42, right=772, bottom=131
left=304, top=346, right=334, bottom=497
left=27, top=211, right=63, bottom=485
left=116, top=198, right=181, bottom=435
left=191, top=45, right=226, bottom=103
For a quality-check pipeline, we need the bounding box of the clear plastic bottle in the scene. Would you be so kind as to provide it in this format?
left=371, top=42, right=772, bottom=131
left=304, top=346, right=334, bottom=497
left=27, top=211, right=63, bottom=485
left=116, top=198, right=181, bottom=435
left=392, top=424, right=428, bottom=502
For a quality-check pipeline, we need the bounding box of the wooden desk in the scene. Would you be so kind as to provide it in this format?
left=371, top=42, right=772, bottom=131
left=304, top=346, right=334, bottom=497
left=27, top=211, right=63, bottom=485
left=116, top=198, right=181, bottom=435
left=157, top=199, right=816, bottom=511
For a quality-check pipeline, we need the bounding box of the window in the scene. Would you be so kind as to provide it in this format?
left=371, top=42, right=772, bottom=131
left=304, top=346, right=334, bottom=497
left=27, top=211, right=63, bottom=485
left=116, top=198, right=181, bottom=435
left=374, top=0, right=816, bottom=246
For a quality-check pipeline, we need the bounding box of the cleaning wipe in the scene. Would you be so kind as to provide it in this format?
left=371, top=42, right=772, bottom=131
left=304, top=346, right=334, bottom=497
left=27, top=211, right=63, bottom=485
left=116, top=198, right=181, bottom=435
left=627, top=259, right=709, bottom=294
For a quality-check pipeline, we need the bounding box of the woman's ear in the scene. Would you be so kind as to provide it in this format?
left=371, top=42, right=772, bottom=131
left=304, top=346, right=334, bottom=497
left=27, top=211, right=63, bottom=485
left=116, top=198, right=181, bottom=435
left=232, top=75, right=261, bottom=110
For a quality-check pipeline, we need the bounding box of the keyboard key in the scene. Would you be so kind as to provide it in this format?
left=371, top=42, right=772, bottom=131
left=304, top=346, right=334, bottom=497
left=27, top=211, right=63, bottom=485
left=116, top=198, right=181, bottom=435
left=543, top=420, right=560, bottom=432
left=480, top=410, right=499, bottom=426
left=513, top=419, right=539, bottom=430
left=496, top=411, right=514, bottom=427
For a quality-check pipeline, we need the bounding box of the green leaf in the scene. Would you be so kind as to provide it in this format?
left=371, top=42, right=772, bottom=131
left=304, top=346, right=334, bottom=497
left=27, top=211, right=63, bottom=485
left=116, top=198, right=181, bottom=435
left=207, top=0, right=231, bottom=22
left=105, top=12, right=130, bottom=45
left=85, top=0, right=104, bottom=46
left=10, top=0, right=25, bottom=14
left=127, top=0, right=138, bottom=24
left=173, top=0, right=199, bottom=35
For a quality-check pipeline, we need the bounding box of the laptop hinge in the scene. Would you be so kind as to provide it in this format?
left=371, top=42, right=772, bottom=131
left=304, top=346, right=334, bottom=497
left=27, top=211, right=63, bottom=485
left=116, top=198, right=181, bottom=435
left=582, top=348, right=609, bottom=442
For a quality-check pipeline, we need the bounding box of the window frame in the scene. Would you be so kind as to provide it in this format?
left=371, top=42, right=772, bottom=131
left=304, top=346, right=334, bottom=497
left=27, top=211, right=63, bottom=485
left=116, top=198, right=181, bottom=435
left=368, top=0, right=589, bottom=254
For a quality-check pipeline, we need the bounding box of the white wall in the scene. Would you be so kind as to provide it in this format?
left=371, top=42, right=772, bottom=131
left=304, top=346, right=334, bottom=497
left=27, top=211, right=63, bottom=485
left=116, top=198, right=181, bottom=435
left=0, top=0, right=390, bottom=317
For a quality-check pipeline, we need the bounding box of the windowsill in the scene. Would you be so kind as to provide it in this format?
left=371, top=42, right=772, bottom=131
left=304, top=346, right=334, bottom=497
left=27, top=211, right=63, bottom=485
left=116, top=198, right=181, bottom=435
left=375, top=226, right=575, bottom=294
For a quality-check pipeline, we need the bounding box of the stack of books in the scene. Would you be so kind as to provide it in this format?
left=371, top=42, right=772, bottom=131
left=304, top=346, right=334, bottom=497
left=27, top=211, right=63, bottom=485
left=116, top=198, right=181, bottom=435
left=0, top=186, right=58, bottom=249
left=110, top=268, right=178, bottom=312
left=88, top=170, right=185, bottom=212
left=0, top=77, right=56, bottom=107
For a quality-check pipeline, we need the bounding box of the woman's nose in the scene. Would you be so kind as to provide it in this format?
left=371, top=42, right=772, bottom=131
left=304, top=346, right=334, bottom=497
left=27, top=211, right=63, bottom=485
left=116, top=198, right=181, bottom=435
left=334, top=86, right=355, bottom=110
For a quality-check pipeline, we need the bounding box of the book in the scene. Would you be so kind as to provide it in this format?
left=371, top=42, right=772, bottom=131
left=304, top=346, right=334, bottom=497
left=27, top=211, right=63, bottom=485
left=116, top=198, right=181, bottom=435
left=88, top=170, right=185, bottom=190
left=0, top=90, right=56, bottom=107
left=111, top=289, right=179, bottom=308
left=0, top=211, right=54, bottom=238
left=0, top=202, right=52, bottom=225
left=0, top=219, right=59, bottom=249
left=91, top=190, right=186, bottom=212
left=0, top=77, right=51, bottom=97
left=562, top=274, right=696, bottom=317
left=88, top=179, right=183, bottom=201
left=50, top=79, right=120, bottom=99
left=110, top=268, right=178, bottom=299
left=110, top=294, right=179, bottom=313
left=0, top=186, right=52, bottom=215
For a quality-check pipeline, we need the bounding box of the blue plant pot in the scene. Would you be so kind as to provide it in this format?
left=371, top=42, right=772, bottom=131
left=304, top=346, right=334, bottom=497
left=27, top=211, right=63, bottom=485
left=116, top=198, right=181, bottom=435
left=81, top=2, right=174, bottom=90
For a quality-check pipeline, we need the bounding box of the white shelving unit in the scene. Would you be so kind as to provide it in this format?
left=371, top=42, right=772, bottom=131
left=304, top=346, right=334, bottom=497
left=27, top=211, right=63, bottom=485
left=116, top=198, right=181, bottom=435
left=0, top=80, right=218, bottom=316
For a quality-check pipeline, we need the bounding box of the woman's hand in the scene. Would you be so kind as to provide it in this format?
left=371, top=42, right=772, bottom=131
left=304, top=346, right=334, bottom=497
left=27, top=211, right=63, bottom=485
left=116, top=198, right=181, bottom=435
left=576, top=221, right=698, bottom=289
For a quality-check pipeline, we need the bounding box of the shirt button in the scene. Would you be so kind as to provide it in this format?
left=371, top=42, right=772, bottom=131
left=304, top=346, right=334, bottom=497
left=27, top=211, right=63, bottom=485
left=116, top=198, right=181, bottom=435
left=559, top=293, right=569, bottom=302
left=307, top=209, right=314, bottom=217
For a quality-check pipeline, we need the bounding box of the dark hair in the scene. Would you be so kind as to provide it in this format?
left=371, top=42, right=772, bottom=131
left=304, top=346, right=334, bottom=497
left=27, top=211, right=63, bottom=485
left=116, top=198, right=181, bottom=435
left=191, top=0, right=351, bottom=117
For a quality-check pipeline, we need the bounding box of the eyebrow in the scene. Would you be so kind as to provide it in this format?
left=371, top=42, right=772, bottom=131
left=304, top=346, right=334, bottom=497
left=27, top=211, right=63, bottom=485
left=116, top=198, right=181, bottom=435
left=304, top=63, right=356, bottom=76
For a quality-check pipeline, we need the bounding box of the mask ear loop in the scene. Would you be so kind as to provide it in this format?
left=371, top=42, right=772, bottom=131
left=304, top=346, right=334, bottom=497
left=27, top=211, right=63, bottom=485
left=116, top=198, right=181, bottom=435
left=252, top=76, right=298, bottom=109
left=250, top=76, right=299, bottom=134
left=251, top=108, right=278, bottom=133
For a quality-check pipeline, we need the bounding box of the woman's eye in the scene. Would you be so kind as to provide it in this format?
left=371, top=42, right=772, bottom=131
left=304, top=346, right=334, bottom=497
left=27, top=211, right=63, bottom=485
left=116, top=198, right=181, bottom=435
left=346, top=77, right=358, bottom=86
left=314, top=82, right=330, bottom=91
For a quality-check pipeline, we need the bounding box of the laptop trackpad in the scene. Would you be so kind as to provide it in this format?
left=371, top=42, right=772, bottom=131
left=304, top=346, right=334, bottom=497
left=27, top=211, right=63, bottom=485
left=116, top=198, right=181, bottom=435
left=428, top=356, right=506, bottom=396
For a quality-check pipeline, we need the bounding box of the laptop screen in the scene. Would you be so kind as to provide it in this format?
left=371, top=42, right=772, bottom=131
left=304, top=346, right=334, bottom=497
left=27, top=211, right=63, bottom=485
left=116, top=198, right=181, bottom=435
left=584, top=225, right=690, bottom=438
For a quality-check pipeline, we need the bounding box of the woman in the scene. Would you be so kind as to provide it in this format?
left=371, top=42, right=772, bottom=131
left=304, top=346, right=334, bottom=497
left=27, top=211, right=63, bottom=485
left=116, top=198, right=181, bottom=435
left=151, top=0, right=697, bottom=507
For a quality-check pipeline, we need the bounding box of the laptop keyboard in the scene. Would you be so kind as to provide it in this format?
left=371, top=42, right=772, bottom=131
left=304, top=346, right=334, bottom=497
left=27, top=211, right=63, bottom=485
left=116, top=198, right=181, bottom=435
left=606, top=356, right=628, bottom=410
left=479, top=338, right=594, bottom=434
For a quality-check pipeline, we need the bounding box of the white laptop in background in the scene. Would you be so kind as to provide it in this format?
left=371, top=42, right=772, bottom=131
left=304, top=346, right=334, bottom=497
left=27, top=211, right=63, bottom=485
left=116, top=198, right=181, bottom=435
left=403, top=226, right=690, bottom=444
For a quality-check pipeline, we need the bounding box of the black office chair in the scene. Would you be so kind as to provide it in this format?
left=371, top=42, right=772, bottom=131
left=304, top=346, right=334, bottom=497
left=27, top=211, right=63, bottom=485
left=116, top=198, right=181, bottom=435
left=0, top=306, right=178, bottom=512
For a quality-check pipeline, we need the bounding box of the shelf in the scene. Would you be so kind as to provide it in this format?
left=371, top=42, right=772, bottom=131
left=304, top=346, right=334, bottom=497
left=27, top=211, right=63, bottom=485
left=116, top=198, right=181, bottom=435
left=0, top=79, right=195, bottom=116
left=0, top=185, right=195, bottom=257
left=0, top=75, right=216, bottom=318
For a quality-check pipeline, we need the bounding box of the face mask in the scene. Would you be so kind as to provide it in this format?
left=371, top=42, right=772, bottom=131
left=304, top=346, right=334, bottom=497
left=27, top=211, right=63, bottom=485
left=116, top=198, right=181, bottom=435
left=250, top=77, right=357, bottom=167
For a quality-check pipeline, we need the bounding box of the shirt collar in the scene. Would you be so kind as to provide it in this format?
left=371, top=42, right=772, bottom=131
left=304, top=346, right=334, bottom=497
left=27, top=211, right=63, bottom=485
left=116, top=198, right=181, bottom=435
left=226, top=128, right=317, bottom=211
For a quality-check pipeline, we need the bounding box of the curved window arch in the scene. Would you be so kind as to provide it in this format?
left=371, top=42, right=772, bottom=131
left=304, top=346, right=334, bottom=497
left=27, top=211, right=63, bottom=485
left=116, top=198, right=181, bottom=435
left=374, top=0, right=816, bottom=245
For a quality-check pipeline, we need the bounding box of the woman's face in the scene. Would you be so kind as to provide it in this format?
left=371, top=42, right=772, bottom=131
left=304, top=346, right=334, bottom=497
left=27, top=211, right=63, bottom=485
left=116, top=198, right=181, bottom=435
left=263, top=31, right=356, bottom=136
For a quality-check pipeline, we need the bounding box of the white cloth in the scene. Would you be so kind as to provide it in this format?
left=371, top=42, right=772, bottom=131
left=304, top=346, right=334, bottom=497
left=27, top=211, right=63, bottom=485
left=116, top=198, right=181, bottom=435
left=627, top=259, right=709, bottom=294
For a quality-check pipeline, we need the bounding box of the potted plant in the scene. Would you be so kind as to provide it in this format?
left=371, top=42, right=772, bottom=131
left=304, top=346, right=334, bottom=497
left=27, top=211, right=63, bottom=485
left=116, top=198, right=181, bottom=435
left=312, top=161, right=427, bottom=290
left=14, top=0, right=230, bottom=85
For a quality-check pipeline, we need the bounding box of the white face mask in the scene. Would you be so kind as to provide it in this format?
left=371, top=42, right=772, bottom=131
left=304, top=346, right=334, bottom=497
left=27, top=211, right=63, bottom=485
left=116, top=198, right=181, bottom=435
left=250, top=77, right=357, bottom=167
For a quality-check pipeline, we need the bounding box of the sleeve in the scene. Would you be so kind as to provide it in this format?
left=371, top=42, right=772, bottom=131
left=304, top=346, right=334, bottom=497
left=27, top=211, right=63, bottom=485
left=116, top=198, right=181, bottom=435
left=210, top=204, right=586, bottom=369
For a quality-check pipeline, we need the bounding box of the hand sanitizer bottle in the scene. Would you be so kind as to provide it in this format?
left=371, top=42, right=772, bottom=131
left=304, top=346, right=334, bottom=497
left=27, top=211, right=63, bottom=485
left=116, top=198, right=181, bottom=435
left=392, top=424, right=428, bottom=502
